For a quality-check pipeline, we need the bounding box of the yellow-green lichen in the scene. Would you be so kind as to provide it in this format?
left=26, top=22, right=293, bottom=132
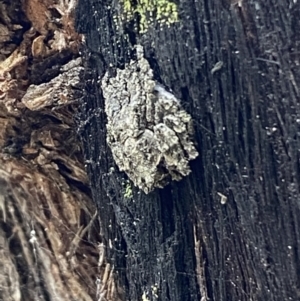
left=120, top=0, right=179, bottom=33
left=123, top=180, right=133, bottom=198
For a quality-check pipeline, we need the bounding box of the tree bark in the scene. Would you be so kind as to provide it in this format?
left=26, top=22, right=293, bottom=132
left=1, top=0, right=300, bottom=301
left=75, top=0, right=300, bottom=301
left=0, top=1, right=104, bottom=300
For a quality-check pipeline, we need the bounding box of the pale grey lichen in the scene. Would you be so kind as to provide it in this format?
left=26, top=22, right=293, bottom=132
left=101, top=45, right=198, bottom=194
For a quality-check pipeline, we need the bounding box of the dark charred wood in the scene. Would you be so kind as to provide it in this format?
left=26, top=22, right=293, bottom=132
left=75, top=0, right=300, bottom=300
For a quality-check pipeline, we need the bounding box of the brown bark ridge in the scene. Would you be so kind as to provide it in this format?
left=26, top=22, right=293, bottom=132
left=0, top=1, right=115, bottom=301
left=75, top=0, right=300, bottom=301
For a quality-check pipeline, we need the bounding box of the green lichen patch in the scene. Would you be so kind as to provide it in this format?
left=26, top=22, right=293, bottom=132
left=123, top=180, right=133, bottom=198
left=120, top=0, right=179, bottom=33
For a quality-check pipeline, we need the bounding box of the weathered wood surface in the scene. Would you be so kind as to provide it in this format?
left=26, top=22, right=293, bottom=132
left=75, top=0, right=300, bottom=300
left=0, top=1, right=106, bottom=300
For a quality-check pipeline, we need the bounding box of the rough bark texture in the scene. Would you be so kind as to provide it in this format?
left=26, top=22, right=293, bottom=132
left=0, top=1, right=108, bottom=301
left=75, top=0, right=300, bottom=301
